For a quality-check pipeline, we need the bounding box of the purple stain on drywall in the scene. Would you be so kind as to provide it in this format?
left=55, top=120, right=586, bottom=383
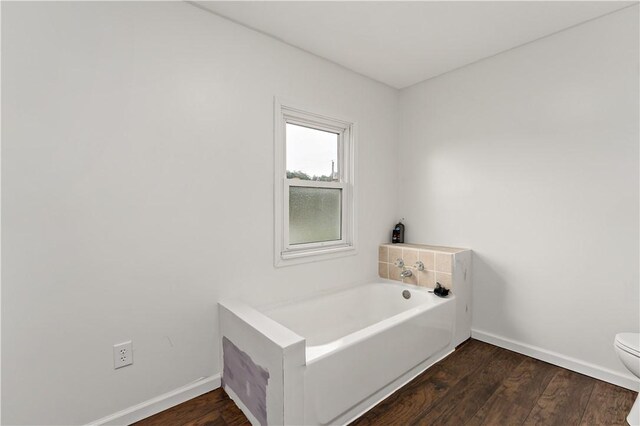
left=222, top=336, right=270, bottom=426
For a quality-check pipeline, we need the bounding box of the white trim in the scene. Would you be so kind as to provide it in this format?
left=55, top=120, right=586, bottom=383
left=286, top=180, right=345, bottom=189
left=472, top=329, right=640, bottom=392
left=274, top=96, right=357, bottom=267
left=86, top=374, right=221, bottom=425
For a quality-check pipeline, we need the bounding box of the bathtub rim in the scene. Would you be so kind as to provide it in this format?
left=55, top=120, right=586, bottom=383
left=258, top=279, right=440, bottom=313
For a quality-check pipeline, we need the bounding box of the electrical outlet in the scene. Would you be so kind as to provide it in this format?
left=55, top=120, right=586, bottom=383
left=113, top=341, right=133, bottom=369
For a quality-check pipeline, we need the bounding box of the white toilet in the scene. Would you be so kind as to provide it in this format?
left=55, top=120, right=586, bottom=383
left=614, top=333, right=640, bottom=425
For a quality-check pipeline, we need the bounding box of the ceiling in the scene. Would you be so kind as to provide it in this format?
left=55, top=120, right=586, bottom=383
left=194, top=1, right=636, bottom=89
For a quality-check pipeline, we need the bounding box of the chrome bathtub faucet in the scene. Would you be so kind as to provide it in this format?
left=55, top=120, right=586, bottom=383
left=400, top=268, right=413, bottom=278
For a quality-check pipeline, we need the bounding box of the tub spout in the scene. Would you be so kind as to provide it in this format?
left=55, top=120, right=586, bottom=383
left=400, top=269, right=413, bottom=278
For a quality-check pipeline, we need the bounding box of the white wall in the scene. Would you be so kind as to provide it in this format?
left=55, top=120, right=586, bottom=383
left=1, top=2, right=398, bottom=424
left=4, top=2, right=639, bottom=424
left=399, top=5, right=639, bottom=386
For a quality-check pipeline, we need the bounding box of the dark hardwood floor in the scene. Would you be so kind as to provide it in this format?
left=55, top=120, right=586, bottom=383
left=133, top=388, right=250, bottom=426
left=134, top=339, right=637, bottom=426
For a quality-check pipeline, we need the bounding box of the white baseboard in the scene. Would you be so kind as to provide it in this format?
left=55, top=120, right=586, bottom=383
left=472, top=329, right=639, bottom=392
left=83, top=330, right=639, bottom=426
left=87, top=374, right=221, bottom=425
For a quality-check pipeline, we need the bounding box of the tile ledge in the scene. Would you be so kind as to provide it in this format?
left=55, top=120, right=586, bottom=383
left=380, top=243, right=469, bottom=253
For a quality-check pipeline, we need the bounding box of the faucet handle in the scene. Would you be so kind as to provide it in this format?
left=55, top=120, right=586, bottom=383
left=415, top=261, right=425, bottom=271
left=394, top=258, right=404, bottom=268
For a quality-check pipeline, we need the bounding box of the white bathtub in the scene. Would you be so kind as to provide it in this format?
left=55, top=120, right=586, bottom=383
left=219, top=281, right=460, bottom=425
left=262, top=282, right=456, bottom=425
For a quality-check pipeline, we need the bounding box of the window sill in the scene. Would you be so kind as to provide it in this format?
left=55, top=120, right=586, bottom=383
left=276, top=244, right=356, bottom=267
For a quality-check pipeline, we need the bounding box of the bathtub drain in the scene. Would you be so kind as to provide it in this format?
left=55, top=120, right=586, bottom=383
left=402, top=290, right=411, bottom=299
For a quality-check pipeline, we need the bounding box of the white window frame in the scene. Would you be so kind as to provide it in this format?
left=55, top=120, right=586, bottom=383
left=274, top=97, right=356, bottom=266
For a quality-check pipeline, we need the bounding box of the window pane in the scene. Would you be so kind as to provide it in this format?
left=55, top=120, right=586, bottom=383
left=289, top=186, right=341, bottom=245
left=286, top=123, right=338, bottom=182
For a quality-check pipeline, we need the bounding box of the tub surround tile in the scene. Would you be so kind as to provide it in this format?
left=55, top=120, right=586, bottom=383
left=418, top=270, right=436, bottom=288
left=389, top=264, right=403, bottom=281
left=378, top=262, right=389, bottom=279
left=388, top=246, right=403, bottom=265
left=378, top=246, right=388, bottom=263
left=402, top=248, right=419, bottom=268
left=418, top=250, right=435, bottom=271
left=435, top=253, right=452, bottom=273
left=378, top=243, right=468, bottom=293
left=436, top=272, right=452, bottom=290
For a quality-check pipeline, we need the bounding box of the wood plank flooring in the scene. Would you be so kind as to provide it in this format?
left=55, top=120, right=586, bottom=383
left=133, top=389, right=250, bottom=426
left=134, top=339, right=637, bottom=426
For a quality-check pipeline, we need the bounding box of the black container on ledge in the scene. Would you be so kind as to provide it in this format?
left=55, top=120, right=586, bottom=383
left=392, top=221, right=405, bottom=244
